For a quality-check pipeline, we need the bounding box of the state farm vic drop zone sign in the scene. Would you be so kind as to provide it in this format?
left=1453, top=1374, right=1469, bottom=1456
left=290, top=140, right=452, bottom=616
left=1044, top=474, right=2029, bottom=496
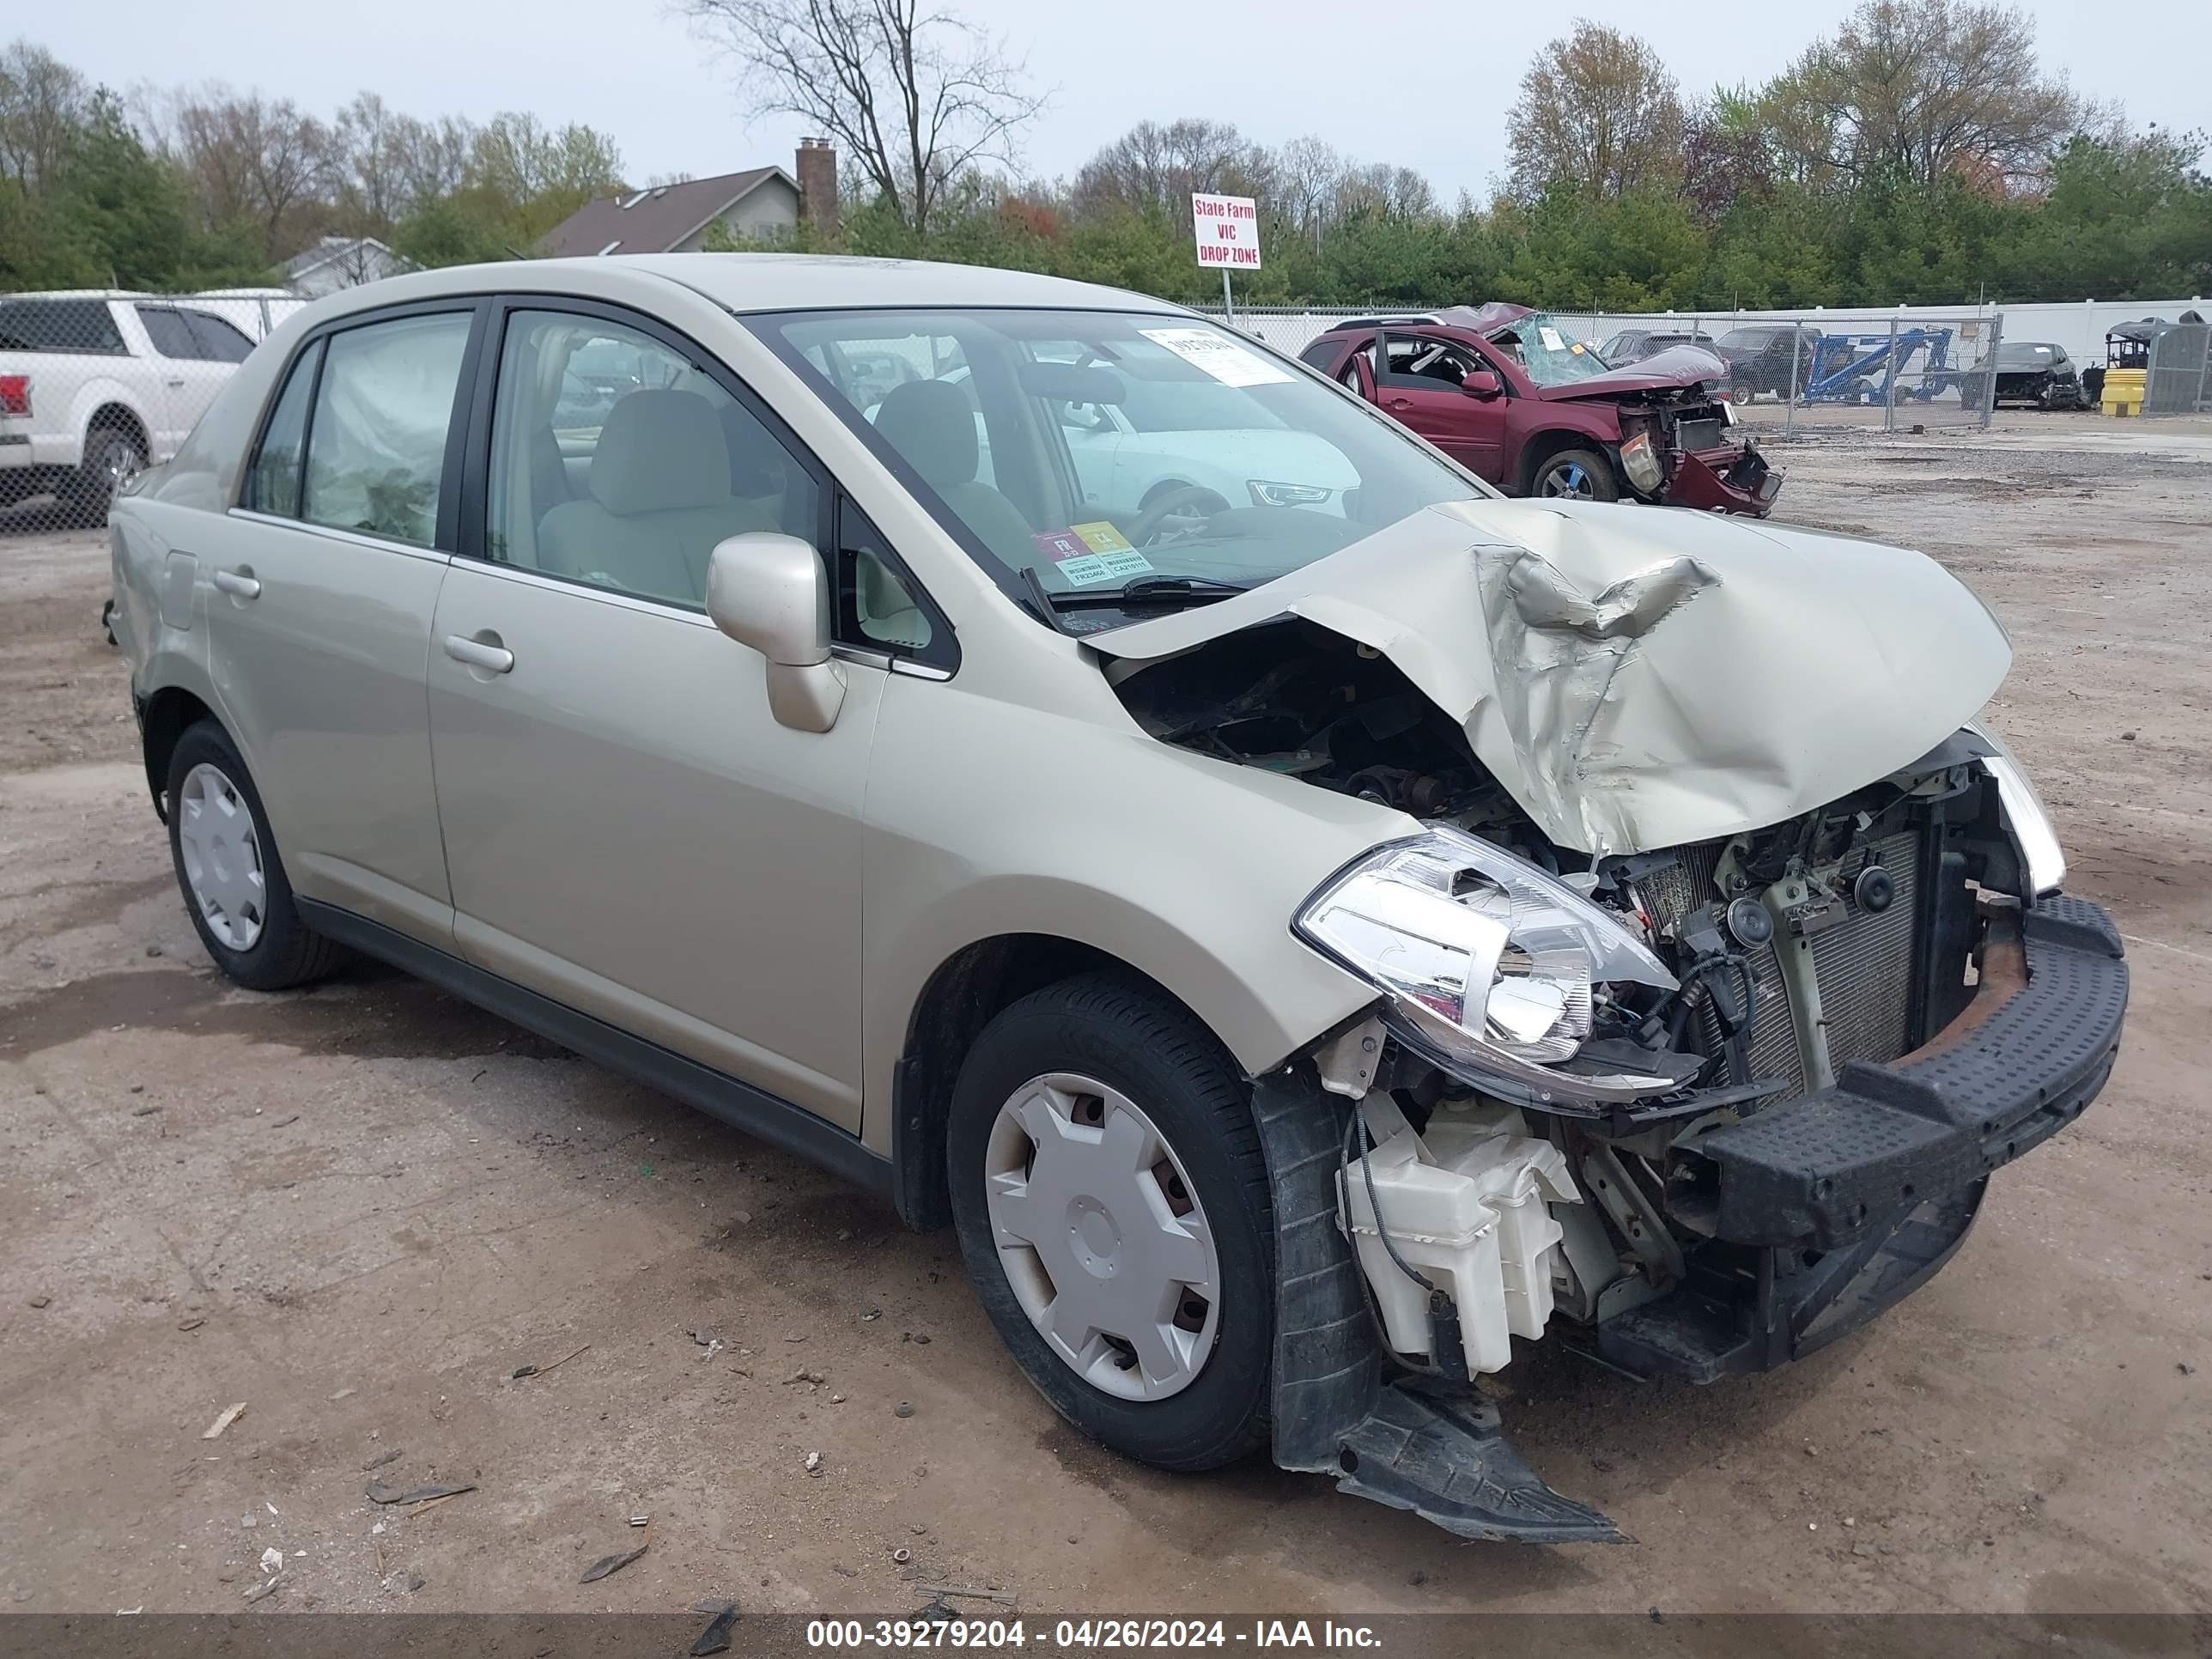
left=1191, top=192, right=1261, bottom=268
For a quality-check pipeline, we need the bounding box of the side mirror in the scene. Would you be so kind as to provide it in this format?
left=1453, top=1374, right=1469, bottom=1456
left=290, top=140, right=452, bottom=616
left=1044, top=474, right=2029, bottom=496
left=1461, top=369, right=1502, bottom=399
left=706, top=532, right=847, bottom=733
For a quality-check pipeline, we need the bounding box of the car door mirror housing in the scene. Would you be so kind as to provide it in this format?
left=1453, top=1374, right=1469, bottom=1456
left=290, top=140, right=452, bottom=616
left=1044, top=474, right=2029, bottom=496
left=706, top=532, right=847, bottom=733
left=1461, top=370, right=1502, bottom=399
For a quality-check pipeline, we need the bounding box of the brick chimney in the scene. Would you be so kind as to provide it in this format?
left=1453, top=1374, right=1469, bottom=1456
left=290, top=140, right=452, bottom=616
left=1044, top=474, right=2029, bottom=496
left=796, top=139, right=839, bottom=243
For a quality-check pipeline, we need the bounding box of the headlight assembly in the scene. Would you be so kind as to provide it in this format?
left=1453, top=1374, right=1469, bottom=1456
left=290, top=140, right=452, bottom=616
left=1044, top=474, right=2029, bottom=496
left=1247, top=479, right=1333, bottom=507
left=1295, top=827, right=1681, bottom=1104
left=1972, top=726, right=2067, bottom=896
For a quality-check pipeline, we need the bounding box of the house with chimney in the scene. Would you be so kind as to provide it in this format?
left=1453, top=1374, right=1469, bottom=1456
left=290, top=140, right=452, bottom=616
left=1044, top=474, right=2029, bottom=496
left=539, top=140, right=840, bottom=258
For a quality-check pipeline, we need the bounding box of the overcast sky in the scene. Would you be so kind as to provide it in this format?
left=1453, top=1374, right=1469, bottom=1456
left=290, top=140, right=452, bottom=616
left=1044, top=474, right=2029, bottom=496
left=30, top=0, right=2212, bottom=205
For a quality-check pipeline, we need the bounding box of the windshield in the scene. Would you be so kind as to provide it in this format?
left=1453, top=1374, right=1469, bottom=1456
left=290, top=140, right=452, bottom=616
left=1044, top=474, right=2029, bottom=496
left=1481, top=312, right=1613, bottom=386
left=747, top=308, right=1489, bottom=618
left=1996, top=343, right=2060, bottom=368
left=1716, top=327, right=1782, bottom=350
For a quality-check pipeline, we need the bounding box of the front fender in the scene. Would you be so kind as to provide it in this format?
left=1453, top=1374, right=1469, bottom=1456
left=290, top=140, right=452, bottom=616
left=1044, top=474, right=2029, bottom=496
left=858, top=673, right=1394, bottom=1156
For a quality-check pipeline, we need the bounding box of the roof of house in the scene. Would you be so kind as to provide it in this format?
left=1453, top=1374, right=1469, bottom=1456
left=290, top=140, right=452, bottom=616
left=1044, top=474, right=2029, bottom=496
left=538, top=167, right=796, bottom=259
left=283, top=236, right=402, bottom=280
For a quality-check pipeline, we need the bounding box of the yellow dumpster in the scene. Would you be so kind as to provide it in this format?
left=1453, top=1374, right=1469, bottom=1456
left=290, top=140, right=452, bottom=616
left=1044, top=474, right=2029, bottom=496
left=2101, top=367, right=2147, bottom=416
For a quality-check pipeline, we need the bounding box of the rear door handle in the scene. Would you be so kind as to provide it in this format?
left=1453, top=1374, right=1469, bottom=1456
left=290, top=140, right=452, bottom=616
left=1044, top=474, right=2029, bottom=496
left=1389, top=398, right=1413, bottom=410
left=212, top=568, right=260, bottom=599
left=443, top=634, right=514, bottom=674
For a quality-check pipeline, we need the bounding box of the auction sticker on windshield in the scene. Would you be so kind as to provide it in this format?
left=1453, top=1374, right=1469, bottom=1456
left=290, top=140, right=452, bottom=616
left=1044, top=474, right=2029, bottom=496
left=1036, top=526, right=1153, bottom=586
left=1139, top=327, right=1293, bottom=388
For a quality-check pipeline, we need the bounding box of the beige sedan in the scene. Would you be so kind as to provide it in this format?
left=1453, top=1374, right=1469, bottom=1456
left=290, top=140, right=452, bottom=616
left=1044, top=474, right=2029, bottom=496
left=107, top=254, right=2121, bottom=1543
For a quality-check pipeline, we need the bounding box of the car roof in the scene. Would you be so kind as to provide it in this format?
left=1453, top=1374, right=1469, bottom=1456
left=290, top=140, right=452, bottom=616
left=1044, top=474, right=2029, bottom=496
left=300, top=253, right=1195, bottom=319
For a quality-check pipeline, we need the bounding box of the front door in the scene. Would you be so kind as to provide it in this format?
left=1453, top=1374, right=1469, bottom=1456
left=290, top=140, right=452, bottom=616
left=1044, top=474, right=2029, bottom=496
left=426, top=303, right=880, bottom=1127
left=207, top=304, right=477, bottom=940
left=1377, top=330, right=1510, bottom=483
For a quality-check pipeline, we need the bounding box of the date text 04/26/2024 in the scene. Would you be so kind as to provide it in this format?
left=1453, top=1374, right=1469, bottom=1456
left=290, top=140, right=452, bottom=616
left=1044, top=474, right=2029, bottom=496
left=804, top=1619, right=1386, bottom=1650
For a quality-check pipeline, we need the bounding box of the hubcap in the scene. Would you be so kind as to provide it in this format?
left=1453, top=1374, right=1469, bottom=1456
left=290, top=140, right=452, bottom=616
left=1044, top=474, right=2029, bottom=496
left=1541, top=462, right=1593, bottom=499
left=177, top=763, right=266, bottom=951
left=983, top=1073, right=1220, bottom=1401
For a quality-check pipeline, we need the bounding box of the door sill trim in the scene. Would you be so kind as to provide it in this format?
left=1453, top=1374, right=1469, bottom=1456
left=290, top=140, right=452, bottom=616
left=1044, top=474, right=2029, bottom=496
left=296, top=898, right=894, bottom=1201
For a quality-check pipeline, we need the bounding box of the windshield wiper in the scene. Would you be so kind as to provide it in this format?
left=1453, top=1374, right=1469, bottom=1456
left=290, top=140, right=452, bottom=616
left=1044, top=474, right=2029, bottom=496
left=1045, top=575, right=1249, bottom=611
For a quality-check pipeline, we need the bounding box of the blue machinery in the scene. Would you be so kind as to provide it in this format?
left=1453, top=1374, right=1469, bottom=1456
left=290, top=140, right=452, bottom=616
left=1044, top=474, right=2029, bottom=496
left=1801, top=327, right=1972, bottom=404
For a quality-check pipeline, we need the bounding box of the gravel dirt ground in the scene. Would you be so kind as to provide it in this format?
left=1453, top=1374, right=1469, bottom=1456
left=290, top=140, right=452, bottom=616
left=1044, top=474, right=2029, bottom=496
left=2, top=411, right=2207, bottom=1620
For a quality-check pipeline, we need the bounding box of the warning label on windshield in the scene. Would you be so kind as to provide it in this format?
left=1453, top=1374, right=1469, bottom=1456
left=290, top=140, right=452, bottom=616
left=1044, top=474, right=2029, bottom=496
left=1139, top=327, right=1293, bottom=387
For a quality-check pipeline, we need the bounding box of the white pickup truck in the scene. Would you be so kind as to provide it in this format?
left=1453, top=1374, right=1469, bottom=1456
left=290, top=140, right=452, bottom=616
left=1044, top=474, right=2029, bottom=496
left=1, top=292, right=255, bottom=526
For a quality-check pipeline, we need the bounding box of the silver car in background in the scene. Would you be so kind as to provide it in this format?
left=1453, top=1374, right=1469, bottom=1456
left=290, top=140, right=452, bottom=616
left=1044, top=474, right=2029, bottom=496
left=108, top=254, right=2126, bottom=1542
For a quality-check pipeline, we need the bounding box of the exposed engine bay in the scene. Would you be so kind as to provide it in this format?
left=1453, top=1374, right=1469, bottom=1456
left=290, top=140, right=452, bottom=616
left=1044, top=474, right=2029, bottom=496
left=1112, top=617, right=2054, bottom=1387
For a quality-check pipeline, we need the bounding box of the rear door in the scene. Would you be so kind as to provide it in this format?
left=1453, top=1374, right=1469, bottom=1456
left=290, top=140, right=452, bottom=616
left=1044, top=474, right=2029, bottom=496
left=1377, top=330, right=1509, bottom=482
left=210, top=301, right=482, bottom=942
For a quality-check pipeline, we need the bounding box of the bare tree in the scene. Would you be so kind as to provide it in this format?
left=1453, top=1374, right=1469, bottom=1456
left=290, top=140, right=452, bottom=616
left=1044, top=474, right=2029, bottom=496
left=1768, top=0, right=2087, bottom=190
left=1506, top=22, right=1686, bottom=200
left=1331, top=161, right=1437, bottom=222
left=0, top=39, right=92, bottom=193
left=680, top=0, right=1042, bottom=234
left=1070, top=118, right=1272, bottom=226
left=1272, top=134, right=1348, bottom=236
left=164, top=87, right=337, bottom=257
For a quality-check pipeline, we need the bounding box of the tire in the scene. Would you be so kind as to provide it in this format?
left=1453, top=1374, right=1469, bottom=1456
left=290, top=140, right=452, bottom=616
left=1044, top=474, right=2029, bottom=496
left=946, top=974, right=1273, bottom=1473
left=65, top=426, right=145, bottom=528
left=165, top=720, right=343, bottom=991
left=1729, top=382, right=1756, bottom=407
left=1529, top=447, right=1620, bottom=502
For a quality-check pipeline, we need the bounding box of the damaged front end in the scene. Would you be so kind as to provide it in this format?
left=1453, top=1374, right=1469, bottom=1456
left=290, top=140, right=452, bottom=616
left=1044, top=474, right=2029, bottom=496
left=1602, top=387, right=1780, bottom=516
left=1099, top=507, right=2128, bottom=1541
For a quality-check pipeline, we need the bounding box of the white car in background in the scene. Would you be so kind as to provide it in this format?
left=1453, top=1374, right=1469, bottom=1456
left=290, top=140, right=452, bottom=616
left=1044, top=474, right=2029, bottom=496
left=866, top=360, right=1360, bottom=524
left=1053, top=373, right=1361, bottom=518
left=1, top=292, right=254, bottom=524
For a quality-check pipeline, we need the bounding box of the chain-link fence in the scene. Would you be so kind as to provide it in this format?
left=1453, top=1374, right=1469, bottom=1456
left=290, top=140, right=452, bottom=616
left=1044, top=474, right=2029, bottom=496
left=2145, top=321, right=2212, bottom=416
left=2, top=290, right=306, bottom=540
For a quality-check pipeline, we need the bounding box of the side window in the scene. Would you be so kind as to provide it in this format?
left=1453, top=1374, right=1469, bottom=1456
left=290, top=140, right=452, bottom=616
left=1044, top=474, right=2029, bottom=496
left=485, top=308, right=819, bottom=610
left=245, top=339, right=323, bottom=517
left=301, top=311, right=472, bottom=548
left=1382, top=332, right=1484, bottom=389
left=136, top=306, right=199, bottom=359
left=183, top=310, right=256, bottom=363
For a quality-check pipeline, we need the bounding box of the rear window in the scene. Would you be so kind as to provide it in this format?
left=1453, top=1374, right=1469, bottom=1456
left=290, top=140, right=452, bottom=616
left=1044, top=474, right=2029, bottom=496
left=0, top=299, right=125, bottom=355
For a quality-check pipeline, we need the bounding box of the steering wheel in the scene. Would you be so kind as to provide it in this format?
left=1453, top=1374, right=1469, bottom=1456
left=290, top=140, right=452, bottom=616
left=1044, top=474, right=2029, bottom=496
left=1124, top=483, right=1231, bottom=547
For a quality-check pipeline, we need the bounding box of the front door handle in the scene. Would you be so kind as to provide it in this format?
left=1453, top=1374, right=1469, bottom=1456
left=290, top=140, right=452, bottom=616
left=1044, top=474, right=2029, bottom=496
left=212, top=568, right=260, bottom=599
left=444, top=634, right=514, bottom=674
left=1388, top=398, right=1413, bottom=410
left=165, top=377, right=185, bottom=389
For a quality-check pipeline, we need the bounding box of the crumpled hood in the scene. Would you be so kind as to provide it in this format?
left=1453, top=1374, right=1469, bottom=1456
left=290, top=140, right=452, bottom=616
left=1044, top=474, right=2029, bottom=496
left=1540, top=344, right=1728, bottom=399
left=1093, top=500, right=2012, bottom=855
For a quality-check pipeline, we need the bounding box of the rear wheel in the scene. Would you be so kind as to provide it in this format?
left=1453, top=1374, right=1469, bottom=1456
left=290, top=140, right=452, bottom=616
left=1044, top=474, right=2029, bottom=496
left=946, top=975, right=1273, bottom=1472
left=166, top=720, right=343, bottom=991
left=1530, top=447, right=1620, bottom=502
left=1729, top=382, right=1756, bottom=407
left=66, top=426, right=144, bottom=527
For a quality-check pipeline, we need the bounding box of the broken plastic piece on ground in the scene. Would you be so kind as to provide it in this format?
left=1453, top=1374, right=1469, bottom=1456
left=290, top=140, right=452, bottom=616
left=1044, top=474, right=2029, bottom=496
left=201, top=1402, right=246, bottom=1440
left=1334, top=1384, right=1624, bottom=1543
left=366, top=1480, right=476, bottom=1505
left=580, top=1543, right=648, bottom=1583
left=690, top=1601, right=739, bottom=1655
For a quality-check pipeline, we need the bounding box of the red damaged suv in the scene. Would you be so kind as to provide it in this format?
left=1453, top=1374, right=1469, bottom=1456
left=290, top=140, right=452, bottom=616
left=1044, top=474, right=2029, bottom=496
left=1298, top=304, right=1781, bottom=514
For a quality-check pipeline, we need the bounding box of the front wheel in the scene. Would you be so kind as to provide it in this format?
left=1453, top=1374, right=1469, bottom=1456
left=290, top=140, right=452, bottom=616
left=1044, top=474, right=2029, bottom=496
left=1529, top=447, right=1620, bottom=502
left=1729, top=382, right=1756, bottom=407
left=946, top=975, right=1273, bottom=1472
left=166, top=720, right=343, bottom=991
